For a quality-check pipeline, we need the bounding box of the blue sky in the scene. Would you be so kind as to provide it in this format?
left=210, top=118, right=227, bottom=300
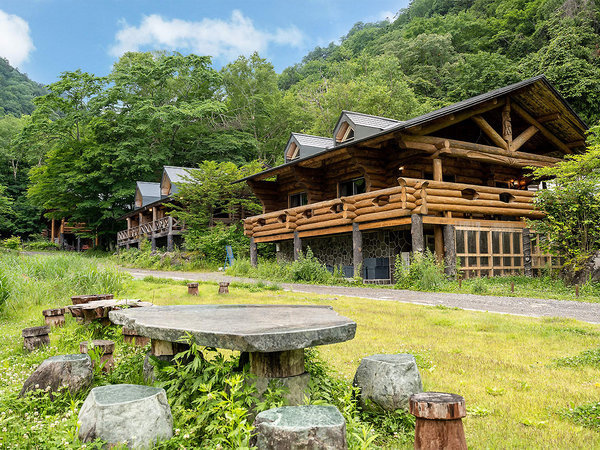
left=0, top=1, right=409, bottom=85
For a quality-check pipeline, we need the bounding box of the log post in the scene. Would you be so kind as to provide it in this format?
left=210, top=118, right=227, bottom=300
left=352, top=223, right=363, bottom=277
left=151, top=207, right=157, bottom=252
left=432, top=158, right=444, bottom=263
left=293, top=231, right=302, bottom=260
left=50, top=219, right=55, bottom=243
left=250, top=237, right=258, bottom=267
left=443, top=225, right=456, bottom=278
left=250, top=349, right=305, bottom=378
left=411, top=214, right=424, bottom=253
left=166, top=216, right=174, bottom=252
left=77, top=237, right=81, bottom=252
left=503, top=98, right=513, bottom=149
left=523, top=228, right=532, bottom=277
left=410, top=392, right=467, bottom=450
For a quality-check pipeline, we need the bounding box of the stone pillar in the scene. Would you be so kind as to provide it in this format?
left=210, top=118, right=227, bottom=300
left=443, top=225, right=456, bottom=278
left=250, top=237, right=258, bottom=267
left=523, top=228, right=532, bottom=277
left=352, top=223, right=363, bottom=277
left=293, top=231, right=302, bottom=261
left=411, top=214, right=424, bottom=254
left=166, top=216, right=174, bottom=252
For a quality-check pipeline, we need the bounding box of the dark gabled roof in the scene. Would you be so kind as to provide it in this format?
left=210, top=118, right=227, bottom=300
left=136, top=181, right=161, bottom=199
left=236, top=75, right=588, bottom=183
left=163, top=166, right=195, bottom=185
left=292, top=133, right=334, bottom=148
left=339, top=111, right=402, bottom=130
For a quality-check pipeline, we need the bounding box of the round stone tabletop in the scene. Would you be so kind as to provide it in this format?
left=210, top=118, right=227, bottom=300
left=109, top=304, right=356, bottom=352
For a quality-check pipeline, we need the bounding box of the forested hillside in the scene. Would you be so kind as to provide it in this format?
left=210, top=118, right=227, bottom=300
left=0, top=58, right=45, bottom=116
left=0, top=0, right=598, bottom=245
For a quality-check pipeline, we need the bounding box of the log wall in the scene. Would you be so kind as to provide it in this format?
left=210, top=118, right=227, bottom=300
left=244, top=177, right=544, bottom=243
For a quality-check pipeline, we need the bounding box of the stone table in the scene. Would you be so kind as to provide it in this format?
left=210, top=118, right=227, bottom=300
left=109, top=305, right=356, bottom=404
left=68, top=299, right=153, bottom=325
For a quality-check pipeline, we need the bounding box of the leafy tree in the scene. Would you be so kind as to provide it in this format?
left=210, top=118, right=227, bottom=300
left=0, top=58, right=46, bottom=117
left=528, top=125, right=600, bottom=275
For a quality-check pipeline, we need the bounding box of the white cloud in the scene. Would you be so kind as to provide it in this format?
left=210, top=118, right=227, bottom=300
left=110, top=10, right=304, bottom=59
left=0, top=9, right=34, bottom=67
left=378, top=10, right=397, bottom=22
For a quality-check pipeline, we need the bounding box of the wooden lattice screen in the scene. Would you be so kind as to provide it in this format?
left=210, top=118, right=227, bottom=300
left=455, top=226, right=560, bottom=278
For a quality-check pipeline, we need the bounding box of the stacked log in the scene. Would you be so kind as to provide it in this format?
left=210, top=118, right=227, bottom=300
left=243, top=176, right=544, bottom=239
left=404, top=178, right=543, bottom=219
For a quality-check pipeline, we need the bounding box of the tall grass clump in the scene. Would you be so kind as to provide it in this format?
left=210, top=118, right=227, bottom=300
left=394, top=250, right=448, bottom=291
left=228, top=248, right=343, bottom=284
left=0, top=252, right=127, bottom=317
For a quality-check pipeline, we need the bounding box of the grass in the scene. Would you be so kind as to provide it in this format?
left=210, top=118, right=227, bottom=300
left=125, top=279, right=600, bottom=448
left=3, top=253, right=600, bottom=447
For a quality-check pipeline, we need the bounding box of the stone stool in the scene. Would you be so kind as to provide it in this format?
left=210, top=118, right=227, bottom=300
left=80, top=340, right=115, bottom=372
left=42, top=308, right=66, bottom=327
left=20, top=354, right=93, bottom=397
left=353, top=353, right=423, bottom=411
left=187, top=282, right=199, bottom=295
left=22, top=326, right=50, bottom=351
left=252, top=405, right=347, bottom=450
left=78, top=384, right=173, bottom=448
left=123, top=327, right=150, bottom=347
left=218, top=281, right=230, bottom=294
left=409, top=392, right=467, bottom=450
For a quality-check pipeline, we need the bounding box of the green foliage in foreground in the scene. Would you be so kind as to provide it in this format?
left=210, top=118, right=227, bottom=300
left=561, top=402, right=600, bottom=430
left=554, top=347, right=600, bottom=369
left=228, top=248, right=346, bottom=284
left=0, top=252, right=126, bottom=316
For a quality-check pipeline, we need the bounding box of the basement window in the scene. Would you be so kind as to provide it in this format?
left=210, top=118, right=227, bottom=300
left=461, top=189, right=479, bottom=200
left=289, top=192, right=308, bottom=208
left=499, top=193, right=516, bottom=203
left=339, top=177, right=366, bottom=197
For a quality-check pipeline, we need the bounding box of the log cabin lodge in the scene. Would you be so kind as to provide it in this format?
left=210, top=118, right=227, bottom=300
left=240, top=75, right=588, bottom=282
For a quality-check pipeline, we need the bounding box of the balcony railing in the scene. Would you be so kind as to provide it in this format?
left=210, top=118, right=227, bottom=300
left=117, top=217, right=182, bottom=244
left=244, top=177, right=543, bottom=239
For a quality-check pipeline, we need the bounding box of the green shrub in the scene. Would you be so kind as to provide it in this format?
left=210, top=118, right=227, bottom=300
left=1, top=236, right=21, bottom=250
left=470, top=277, right=489, bottom=294
left=290, top=247, right=338, bottom=284
left=561, top=402, right=600, bottom=429
left=394, top=250, right=448, bottom=291
left=23, top=239, right=60, bottom=251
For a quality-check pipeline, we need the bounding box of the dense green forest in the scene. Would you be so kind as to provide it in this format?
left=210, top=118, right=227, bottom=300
left=0, top=0, right=598, bottom=246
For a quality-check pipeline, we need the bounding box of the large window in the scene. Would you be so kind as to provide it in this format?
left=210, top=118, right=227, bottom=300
left=339, top=177, right=366, bottom=197
left=289, top=192, right=308, bottom=208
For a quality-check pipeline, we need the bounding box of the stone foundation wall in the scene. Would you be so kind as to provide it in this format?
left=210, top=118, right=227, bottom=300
left=275, top=228, right=412, bottom=275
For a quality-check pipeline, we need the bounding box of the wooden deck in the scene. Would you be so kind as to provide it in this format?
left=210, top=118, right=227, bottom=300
left=243, top=177, right=542, bottom=243
left=117, top=217, right=182, bottom=246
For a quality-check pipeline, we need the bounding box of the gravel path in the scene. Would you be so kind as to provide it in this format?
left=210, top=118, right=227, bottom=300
left=123, top=267, right=600, bottom=324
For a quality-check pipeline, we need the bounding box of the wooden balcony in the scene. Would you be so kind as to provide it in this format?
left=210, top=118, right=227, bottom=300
left=117, top=217, right=182, bottom=245
left=243, top=178, right=543, bottom=243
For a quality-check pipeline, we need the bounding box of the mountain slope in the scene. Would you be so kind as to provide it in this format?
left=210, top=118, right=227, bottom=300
left=0, top=58, right=46, bottom=117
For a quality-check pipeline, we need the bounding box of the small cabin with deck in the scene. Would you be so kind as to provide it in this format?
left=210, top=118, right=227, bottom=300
left=118, top=165, right=250, bottom=250
left=241, top=76, right=588, bottom=281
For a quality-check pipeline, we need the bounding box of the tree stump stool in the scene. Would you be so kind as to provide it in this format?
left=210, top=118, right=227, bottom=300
left=218, top=281, right=230, bottom=294
left=80, top=340, right=115, bottom=372
left=20, top=354, right=93, bottom=397
left=42, top=308, right=66, bottom=327
left=78, top=384, right=173, bottom=448
left=22, top=326, right=50, bottom=351
left=187, top=282, right=199, bottom=295
left=122, top=327, right=150, bottom=347
left=409, top=392, right=467, bottom=450
left=252, top=405, right=347, bottom=449
left=71, top=294, right=114, bottom=305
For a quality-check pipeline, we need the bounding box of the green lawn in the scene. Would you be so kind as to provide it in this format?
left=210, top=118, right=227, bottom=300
left=1, top=253, right=600, bottom=448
